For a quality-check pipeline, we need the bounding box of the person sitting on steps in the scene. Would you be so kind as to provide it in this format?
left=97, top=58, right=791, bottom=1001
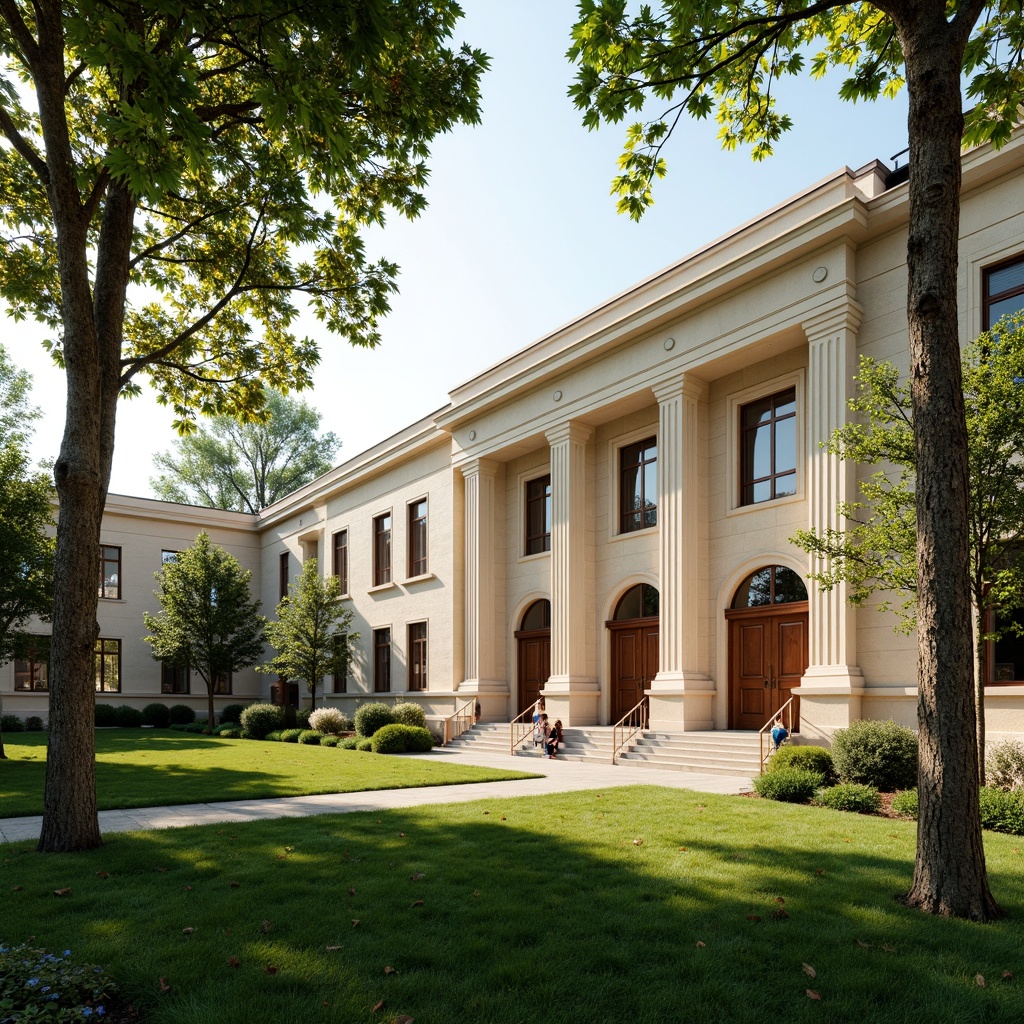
left=546, top=718, right=563, bottom=759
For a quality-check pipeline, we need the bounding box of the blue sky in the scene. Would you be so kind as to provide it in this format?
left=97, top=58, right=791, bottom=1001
left=10, top=1, right=910, bottom=499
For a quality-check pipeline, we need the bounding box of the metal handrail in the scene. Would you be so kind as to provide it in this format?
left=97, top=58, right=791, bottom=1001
left=442, top=696, right=479, bottom=746
left=759, top=697, right=795, bottom=774
left=509, top=704, right=536, bottom=755
left=611, top=697, right=648, bottom=764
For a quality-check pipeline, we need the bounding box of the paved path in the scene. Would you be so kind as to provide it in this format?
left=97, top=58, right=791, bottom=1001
left=0, top=745, right=752, bottom=845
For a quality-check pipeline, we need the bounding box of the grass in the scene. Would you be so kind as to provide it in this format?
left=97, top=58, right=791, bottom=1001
left=2, top=786, right=1023, bottom=1024
left=0, top=730, right=538, bottom=818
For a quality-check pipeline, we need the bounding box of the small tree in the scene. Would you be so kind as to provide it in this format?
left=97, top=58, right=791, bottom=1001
left=261, top=558, right=357, bottom=711
left=794, top=316, right=1024, bottom=784
left=144, top=533, right=265, bottom=729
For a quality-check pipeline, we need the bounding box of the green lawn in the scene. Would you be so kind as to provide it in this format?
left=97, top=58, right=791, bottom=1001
left=2, top=787, right=1022, bottom=1023
left=0, top=730, right=537, bottom=818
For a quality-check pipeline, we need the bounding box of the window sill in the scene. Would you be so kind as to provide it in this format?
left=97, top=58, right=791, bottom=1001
left=518, top=550, right=551, bottom=565
left=726, top=490, right=803, bottom=518
left=402, top=572, right=436, bottom=586
left=607, top=524, right=659, bottom=545
left=98, top=597, right=126, bottom=603
left=368, top=581, right=398, bottom=595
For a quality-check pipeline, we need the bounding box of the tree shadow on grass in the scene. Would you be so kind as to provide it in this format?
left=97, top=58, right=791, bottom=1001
left=1, top=786, right=1021, bottom=1024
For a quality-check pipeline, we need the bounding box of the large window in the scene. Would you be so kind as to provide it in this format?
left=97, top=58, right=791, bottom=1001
left=740, top=387, right=797, bottom=506
left=408, top=499, right=428, bottom=577
left=619, top=437, right=658, bottom=533
left=99, top=545, right=121, bottom=599
left=333, top=633, right=349, bottom=693
left=279, top=551, right=290, bottom=600
left=373, top=513, right=392, bottom=587
left=408, top=622, right=427, bottom=691
left=332, top=529, right=349, bottom=594
left=212, top=671, right=232, bottom=695
left=988, top=607, right=1024, bottom=684
left=14, top=641, right=48, bottom=691
left=161, top=662, right=189, bottom=694
left=525, top=475, right=551, bottom=554
left=373, top=627, right=391, bottom=692
left=984, top=254, right=1024, bottom=329
left=94, top=638, right=121, bottom=692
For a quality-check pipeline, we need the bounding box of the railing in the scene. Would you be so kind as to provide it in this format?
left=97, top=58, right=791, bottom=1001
left=759, top=698, right=794, bottom=774
left=509, top=705, right=536, bottom=755
left=611, top=697, right=648, bottom=764
left=442, top=696, right=479, bottom=746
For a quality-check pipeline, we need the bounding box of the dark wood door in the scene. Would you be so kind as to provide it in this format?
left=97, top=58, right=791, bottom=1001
left=516, top=630, right=550, bottom=715
left=608, top=619, right=659, bottom=722
left=727, top=606, right=807, bottom=730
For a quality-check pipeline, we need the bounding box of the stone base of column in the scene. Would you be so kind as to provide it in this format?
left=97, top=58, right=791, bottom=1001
left=793, top=666, right=865, bottom=742
left=647, top=671, right=715, bottom=731
left=457, top=679, right=509, bottom=723
left=542, top=676, right=599, bottom=726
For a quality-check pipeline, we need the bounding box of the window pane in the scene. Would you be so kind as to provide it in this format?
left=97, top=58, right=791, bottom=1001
left=521, top=599, right=551, bottom=631
left=643, top=463, right=658, bottom=526
left=773, top=567, right=808, bottom=603
left=989, top=261, right=1024, bottom=297
left=774, top=389, right=797, bottom=417
left=774, top=471, right=796, bottom=498
left=774, top=416, right=796, bottom=473
left=992, top=609, right=1024, bottom=682
left=742, top=397, right=773, bottom=428
left=621, top=465, right=642, bottom=513
left=989, top=294, right=1024, bottom=324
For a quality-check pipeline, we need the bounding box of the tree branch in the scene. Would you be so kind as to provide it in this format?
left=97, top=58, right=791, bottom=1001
left=0, top=103, right=49, bottom=184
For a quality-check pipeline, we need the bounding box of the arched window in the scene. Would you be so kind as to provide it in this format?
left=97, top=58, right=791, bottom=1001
left=614, top=584, right=660, bottom=620
left=731, top=566, right=807, bottom=609
left=520, top=599, right=551, bottom=632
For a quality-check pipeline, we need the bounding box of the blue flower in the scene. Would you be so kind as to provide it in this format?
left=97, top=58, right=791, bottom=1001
left=26, top=978, right=39, bottom=987
left=64, top=950, right=72, bottom=957
left=97, top=1008, right=106, bottom=1016
left=82, top=1008, right=93, bottom=1017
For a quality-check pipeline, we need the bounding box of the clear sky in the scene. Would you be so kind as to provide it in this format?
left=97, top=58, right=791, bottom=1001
left=7, top=1, right=910, bottom=499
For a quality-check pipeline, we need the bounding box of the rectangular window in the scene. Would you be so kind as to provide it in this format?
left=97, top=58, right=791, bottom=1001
left=161, top=662, right=189, bottom=694
left=373, top=627, right=391, bottom=692
left=525, top=474, right=551, bottom=554
left=373, top=513, right=392, bottom=587
left=984, top=254, right=1024, bottom=329
left=333, top=633, right=349, bottom=693
left=212, top=671, right=232, bottom=695
left=14, top=641, right=48, bottom=691
left=988, top=606, right=1024, bottom=684
left=408, top=499, right=428, bottom=577
left=279, top=551, right=289, bottom=600
left=99, top=545, right=121, bottom=599
left=332, top=529, right=349, bottom=594
left=408, top=622, right=427, bottom=691
left=94, top=638, right=121, bottom=692
left=740, top=387, right=797, bottom=506
left=619, top=437, right=658, bottom=533
left=161, top=550, right=178, bottom=565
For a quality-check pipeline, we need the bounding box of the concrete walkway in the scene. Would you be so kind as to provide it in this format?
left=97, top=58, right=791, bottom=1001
left=0, top=745, right=753, bottom=845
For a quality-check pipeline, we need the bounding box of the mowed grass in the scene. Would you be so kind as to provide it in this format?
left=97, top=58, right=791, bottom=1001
left=2, top=787, right=1023, bottom=1024
left=0, top=730, right=537, bottom=817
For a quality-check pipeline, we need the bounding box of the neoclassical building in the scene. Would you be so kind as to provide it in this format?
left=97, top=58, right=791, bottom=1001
left=6, top=131, right=1024, bottom=745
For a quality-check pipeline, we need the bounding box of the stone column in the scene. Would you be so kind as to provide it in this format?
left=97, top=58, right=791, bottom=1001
left=649, top=375, right=714, bottom=730
left=545, top=422, right=598, bottom=724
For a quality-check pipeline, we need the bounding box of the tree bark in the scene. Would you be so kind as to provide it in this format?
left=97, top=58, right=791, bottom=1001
left=891, top=1, right=1000, bottom=920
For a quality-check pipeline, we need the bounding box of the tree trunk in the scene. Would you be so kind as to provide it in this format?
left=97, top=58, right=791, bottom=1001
left=893, top=3, right=1000, bottom=920
left=974, top=605, right=987, bottom=786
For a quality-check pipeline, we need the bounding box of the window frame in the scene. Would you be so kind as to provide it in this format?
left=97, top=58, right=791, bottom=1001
left=982, top=252, right=1024, bottom=330
left=161, top=661, right=190, bottom=694
left=524, top=473, right=552, bottom=555
left=408, top=621, right=427, bottom=691
left=279, top=551, right=290, bottom=601
left=373, top=511, right=392, bottom=588
left=14, top=640, right=49, bottom=691
left=332, top=529, right=349, bottom=595
left=212, top=670, right=232, bottom=695
left=94, top=638, right=121, bottom=692
left=739, top=386, right=798, bottom=507
left=373, top=626, right=392, bottom=693
left=407, top=498, right=428, bottom=578
left=332, top=633, right=349, bottom=693
left=99, top=544, right=121, bottom=600
left=618, top=435, right=658, bottom=535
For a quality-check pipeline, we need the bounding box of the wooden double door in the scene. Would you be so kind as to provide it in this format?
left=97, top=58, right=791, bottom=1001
left=608, top=618, right=659, bottom=723
left=516, top=629, right=550, bottom=714
left=727, top=605, right=808, bottom=731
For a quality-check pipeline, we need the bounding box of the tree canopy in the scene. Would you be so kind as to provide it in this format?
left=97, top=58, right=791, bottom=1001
left=151, top=388, right=340, bottom=513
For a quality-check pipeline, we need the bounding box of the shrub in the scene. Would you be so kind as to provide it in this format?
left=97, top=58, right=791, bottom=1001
left=321, top=734, right=340, bottom=748
left=240, top=702, right=285, bottom=740
left=340, top=736, right=359, bottom=750
left=393, top=702, right=427, bottom=729
left=753, top=767, right=823, bottom=803
left=169, top=703, right=196, bottom=725
left=979, top=786, right=1024, bottom=835
left=892, top=789, right=918, bottom=818
left=354, top=701, right=397, bottom=738
left=986, top=740, right=1024, bottom=791
left=308, top=707, right=351, bottom=735
left=295, top=708, right=311, bottom=729
left=220, top=703, right=247, bottom=724
left=371, top=723, right=414, bottom=754
left=1, top=713, right=25, bottom=733
left=142, top=702, right=171, bottom=728
left=357, top=737, right=374, bottom=751
left=94, top=703, right=118, bottom=727
left=0, top=943, right=118, bottom=1023
left=831, top=719, right=918, bottom=791
left=298, top=729, right=323, bottom=745
left=766, top=744, right=836, bottom=784
left=112, top=705, right=143, bottom=728
left=813, top=783, right=881, bottom=814
left=219, top=726, right=242, bottom=739
left=24, top=715, right=45, bottom=731
left=265, top=730, right=285, bottom=741
left=280, top=728, right=303, bottom=743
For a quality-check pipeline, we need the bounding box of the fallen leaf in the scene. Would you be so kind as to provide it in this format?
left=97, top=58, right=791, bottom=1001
left=771, top=909, right=789, bottom=920
left=384, top=966, right=395, bottom=975
left=775, top=897, right=785, bottom=904
left=881, top=944, right=896, bottom=954
left=1002, top=971, right=1014, bottom=980
left=399, top=832, right=405, bottom=837
left=482, top=811, right=489, bottom=815
left=816, top=868, right=824, bottom=876
left=802, top=963, right=816, bottom=978
left=372, top=1000, right=385, bottom=1012
left=53, top=887, right=72, bottom=897
left=182, top=927, right=195, bottom=935
left=275, top=854, right=288, bottom=860
left=633, top=838, right=643, bottom=846
left=411, top=872, right=425, bottom=881
left=11, top=886, right=23, bottom=892
left=352, top=919, right=360, bottom=928
left=746, top=915, right=762, bottom=922
left=325, top=946, right=343, bottom=951
left=96, top=871, right=109, bottom=879
left=229, top=881, right=240, bottom=888
left=394, top=1017, right=415, bottom=1024
left=159, top=978, right=170, bottom=993
left=284, top=846, right=293, bottom=852
left=264, top=966, right=278, bottom=975
left=855, top=939, right=872, bottom=949
left=349, top=888, right=356, bottom=896
left=679, top=847, right=688, bottom=852
left=843, top=838, right=851, bottom=843
left=412, top=899, right=424, bottom=907
left=183, top=885, right=193, bottom=892
left=976, top=974, right=986, bottom=988
left=806, top=990, right=821, bottom=1001
left=501, top=816, right=507, bottom=821
left=473, top=890, right=480, bottom=897
left=261, top=920, right=272, bottom=933
left=156, top=867, right=168, bottom=873
left=228, top=956, right=240, bottom=968
left=696, top=941, right=705, bottom=948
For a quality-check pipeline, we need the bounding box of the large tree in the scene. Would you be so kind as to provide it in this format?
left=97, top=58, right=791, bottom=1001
left=569, top=1, right=1024, bottom=919
left=144, top=532, right=265, bottom=731
left=151, top=388, right=340, bottom=513
left=0, top=1, right=486, bottom=851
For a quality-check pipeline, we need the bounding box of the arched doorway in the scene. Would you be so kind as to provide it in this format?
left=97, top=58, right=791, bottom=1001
left=514, top=599, right=550, bottom=714
left=725, top=565, right=808, bottom=730
left=606, top=584, right=659, bottom=722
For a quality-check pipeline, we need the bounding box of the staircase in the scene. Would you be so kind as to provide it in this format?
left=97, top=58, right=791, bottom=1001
left=448, top=724, right=761, bottom=776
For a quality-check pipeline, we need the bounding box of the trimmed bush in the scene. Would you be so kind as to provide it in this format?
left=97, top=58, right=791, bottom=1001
left=265, top=730, right=285, bottom=741
left=24, top=716, right=45, bottom=731
left=813, top=783, right=881, bottom=814
left=979, top=786, right=1024, bottom=835
left=218, top=725, right=242, bottom=738
left=220, top=703, right=246, bottom=724
left=766, top=744, right=836, bottom=784
left=1, top=713, right=25, bottom=732
left=321, top=734, right=340, bottom=747
left=280, top=728, right=303, bottom=743
left=298, top=729, right=323, bottom=745
left=393, top=702, right=427, bottom=729
left=892, top=789, right=918, bottom=818
left=371, top=723, right=414, bottom=754
left=986, top=740, right=1024, bottom=791
left=831, top=719, right=918, bottom=791
left=753, top=767, right=823, bottom=803
left=169, top=703, right=196, bottom=725
left=142, top=702, right=171, bottom=728
left=240, top=702, right=285, bottom=740
left=340, top=736, right=359, bottom=750
left=308, top=707, right=351, bottom=735
left=113, top=705, right=143, bottom=728
left=94, top=703, right=118, bottom=727
left=357, top=737, right=374, bottom=751
left=295, top=708, right=311, bottom=729
left=354, top=701, right=397, bottom=738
